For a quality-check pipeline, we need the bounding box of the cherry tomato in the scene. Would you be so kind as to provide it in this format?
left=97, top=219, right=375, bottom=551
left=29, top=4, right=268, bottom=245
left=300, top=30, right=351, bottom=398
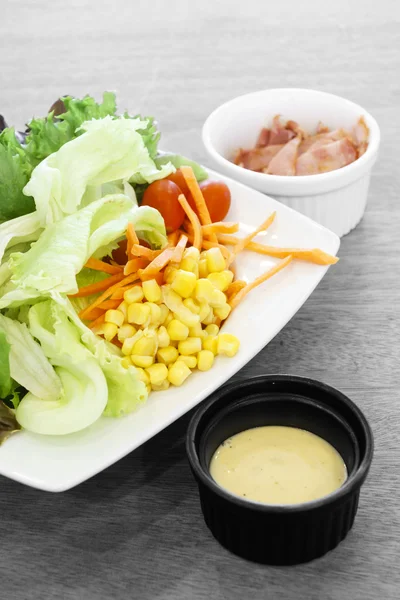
left=199, top=180, right=231, bottom=222
left=112, top=239, right=128, bottom=264
left=166, top=169, right=191, bottom=199
left=142, top=179, right=185, bottom=233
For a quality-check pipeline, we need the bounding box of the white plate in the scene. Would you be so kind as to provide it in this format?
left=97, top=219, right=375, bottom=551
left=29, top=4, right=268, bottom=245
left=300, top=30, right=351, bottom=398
left=0, top=168, right=340, bottom=491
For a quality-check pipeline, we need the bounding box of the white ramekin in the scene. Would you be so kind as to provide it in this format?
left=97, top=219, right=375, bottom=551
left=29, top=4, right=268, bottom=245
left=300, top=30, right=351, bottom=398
left=202, top=88, right=380, bottom=237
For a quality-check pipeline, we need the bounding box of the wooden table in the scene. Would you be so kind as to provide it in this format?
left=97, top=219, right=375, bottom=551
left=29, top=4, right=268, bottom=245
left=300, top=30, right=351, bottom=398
left=1, top=1, right=399, bottom=598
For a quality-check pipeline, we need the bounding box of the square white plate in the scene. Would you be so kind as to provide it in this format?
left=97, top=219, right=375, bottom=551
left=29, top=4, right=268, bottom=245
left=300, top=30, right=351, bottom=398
left=0, top=168, right=340, bottom=492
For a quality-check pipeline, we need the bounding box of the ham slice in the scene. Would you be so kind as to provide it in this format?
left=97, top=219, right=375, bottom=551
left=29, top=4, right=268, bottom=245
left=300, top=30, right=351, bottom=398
left=269, top=115, right=296, bottom=145
left=352, top=116, right=369, bottom=157
left=316, top=121, right=330, bottom=134
left=267, top=136, right=302, bottom=176
left=255, top=127, right=270, bottom=147
left=298, top=129, right=347, bottom=155
left=296, top=138, right=357, bottom=175
left=234, top=144, right=284, bottom=171
left=286, top=120, right=307, bottom=139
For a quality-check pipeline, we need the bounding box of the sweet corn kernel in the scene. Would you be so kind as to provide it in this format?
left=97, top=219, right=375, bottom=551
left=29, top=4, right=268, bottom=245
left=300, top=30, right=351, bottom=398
left=189, top=323, right=206, bottom=339
left=198, top=301, right=210, bottom=322
left=117, top=323, right=137, bottom=343
left=205, top=324, right=220, bottom=337
left=167, top=319, right=189, bottom=341
left=131, top=355, right=154, bottom=368
left=146, top=302, right=162, bottom=325
left=209, top=289, right=227, bottom=309
left=180, top=247, right=200, bottom=275
left=134, top=367, right=150, bottom=385
left=157, top=345, right=179, bottom=365
left=183, top=298, right=200, bottom=314
left=171, top=269, right=197, bottom=299
left=132, top=331, right=157, bottom=356
left=198, top=258, right=209, bottom=279
left=168, top=360, right=192, bottom=386
left=207, top=270, right=234, bottom=292
left=122, top=331, right=143, bottom=355
left=142, top=279, right=162, bottom=303
left=163, top=286, right=200, bottom=327
left=197, top=350, right=215, bottom=371
left=128, top=302, right=151, bottom=325
left=164, top=265, right=178, bottom=284
left=118, top=301, right=128, bottom=321
left=195, top=279, right=215, bottom=303
left=164, top=311, right=174, bottom=326
left=169, top=339, right=179, bottom=348
left=217, top=333, right=240, bottom=357
left=121, top=356, right=132, bottom=369
left=178, top=355, right=197, bottom=369
left=103, top=323, right=118, bottom=341
left=151, top=380, right=170, bottom=391
left=178, top=337, right=202, bottom=355
left=157, top=325, right=170, bottom=348
left=159, top=304, right=170, bottom=324
left=124, top=285, right=144, bottom=304
left=145, top=363, right=168, bottom=386
left=206, top=247, right=226, bottom=273
left=202, top=308, right=215, bottom=325
left=214, top=303, right=231, bottom=320
left=203, top=335, right=218, bottom=355
left=105, top=309, right=124, bottom=328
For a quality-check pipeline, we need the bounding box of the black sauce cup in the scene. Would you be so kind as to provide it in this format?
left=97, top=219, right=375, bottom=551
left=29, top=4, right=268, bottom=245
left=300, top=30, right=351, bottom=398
left=186, top=375, right=373, bottom=565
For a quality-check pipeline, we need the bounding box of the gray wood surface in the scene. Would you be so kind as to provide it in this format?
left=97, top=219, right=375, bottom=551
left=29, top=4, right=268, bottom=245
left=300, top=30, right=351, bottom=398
left=1, top=1, right=399, bottom=598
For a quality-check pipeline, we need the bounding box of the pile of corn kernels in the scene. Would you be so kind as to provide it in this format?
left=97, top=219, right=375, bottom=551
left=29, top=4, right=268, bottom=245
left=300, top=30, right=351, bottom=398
left=95, top=246, right=240, bottom=392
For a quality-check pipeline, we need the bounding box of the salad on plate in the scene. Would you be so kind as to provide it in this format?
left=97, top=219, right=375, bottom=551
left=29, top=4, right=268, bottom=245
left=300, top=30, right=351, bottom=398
left=0, top=92, right=338, bottom=446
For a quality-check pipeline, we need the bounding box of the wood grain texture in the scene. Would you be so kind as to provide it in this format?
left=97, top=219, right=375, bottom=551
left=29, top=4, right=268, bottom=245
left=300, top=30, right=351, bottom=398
left=1, top=1, right=399, bottom=598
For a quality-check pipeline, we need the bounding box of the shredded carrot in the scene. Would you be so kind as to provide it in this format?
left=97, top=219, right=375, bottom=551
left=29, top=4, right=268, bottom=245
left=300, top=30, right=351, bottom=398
left=177, top=194, right=203, bottom=251
left=180, top=166, right=218, bottom=243
left=83, top=307, right=104, bottom=320
left=79, top=273, right=140, bottom=320
left=131, top=244, right=161, bottom=260
left=182, top=218, right=194, bottom=236
left=126, top=222, right=139, bottom=257
left=167, top=231, right=180, bottom=246
left=88, top=313, right=106, bottom=330
left=124, top=257, right=149, bottom=276
left=171, top=234, right=188, bottom=263
left=84, top=257, right=123, bottom=275
left=216, top=235, right=338, bottom=265
left=69, top=272, right=125, bottom=298
left=97, top=299, right=121, bottom=310
left=201, top=239, right=231, bottom=259
left=110, top=284, right=139, bottom=300
left=229, top=256, right=293, bottom=309
left=111, top=338, right=123, bottom=349
left=140, top=271, right=164, bottom=284
left=138, top=245, right=177, bottom=280
left=226, top=280, right=247, bottom=299
left=202, top=222, right=239, bottom=235
left=226, top=212, right=276, bottom=268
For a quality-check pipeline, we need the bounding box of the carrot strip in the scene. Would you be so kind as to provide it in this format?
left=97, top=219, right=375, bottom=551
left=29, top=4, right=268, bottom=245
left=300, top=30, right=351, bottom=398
left=177, top=194, right=203, bottom=251
left=201, top=239, right=231, bottom=259
left=202, top=222, right=239, bottom=235
left=167, top=231, right=180, bottom=246
left=126, top=222, right=139, bottom=257
left=79, top=273, right=140, bottom=320
left=138, top=246, right=177, bottom=280
left=229, top=256, right=293, bottom=309
left=124, top=257, right=149, bottom=276
left=140, top=271, right=164, bottom=284
left=88, top=313, right=106, bottom=330
left=227, top=211, right=276, bottom=266
left=110, top=285, right=138, bottom=300
left=226, top=280, right=247, bottom=299
left=83, top=307, right=104, bottom=320
left=97, top=299, right=121, bottom=310
left=131, top=244, right=161, bottom=260
left=171, top=234, right=188, bottom=263
left=69, top=272, right=125, bottom=298
left=180, top=166, right=218, bottom=243
left=84, top=257, right=123, bottom=275
left=217, top=235, right=338, bottom=265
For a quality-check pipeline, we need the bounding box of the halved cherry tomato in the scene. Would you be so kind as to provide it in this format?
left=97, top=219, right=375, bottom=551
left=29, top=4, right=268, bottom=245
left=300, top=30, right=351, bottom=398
left=167, top=169, right=192, bottom=199
left=112, top=239, right=128, bottom=264
left=141, top=179, right=185, bottom=233
left=198, top=180, right=231, bottom=222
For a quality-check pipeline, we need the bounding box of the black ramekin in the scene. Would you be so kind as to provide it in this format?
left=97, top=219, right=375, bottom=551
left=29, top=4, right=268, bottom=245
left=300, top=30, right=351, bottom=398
left=186, top=375, right=373, bottom=565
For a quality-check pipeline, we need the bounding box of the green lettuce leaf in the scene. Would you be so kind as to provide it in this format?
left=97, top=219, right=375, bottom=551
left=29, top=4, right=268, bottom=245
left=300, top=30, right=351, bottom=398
left=0, top=400, right=21, bottom=445
left=0, top=313, right=62, bottom=401
left=24, top=116, right=174, bottom=226
left=0, top=212, right=42, bottom=264
left=16, top=300, right=108, bottom=435
left=155, top=153, right=208, bottom=181
left=0, top=331, right=12, bottom=398
left=0, top=128, right=35, bottom=222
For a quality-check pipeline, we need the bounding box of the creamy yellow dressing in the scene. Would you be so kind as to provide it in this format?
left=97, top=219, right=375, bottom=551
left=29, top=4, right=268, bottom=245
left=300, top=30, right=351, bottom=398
left=209, top=426, right=347, bottom=505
